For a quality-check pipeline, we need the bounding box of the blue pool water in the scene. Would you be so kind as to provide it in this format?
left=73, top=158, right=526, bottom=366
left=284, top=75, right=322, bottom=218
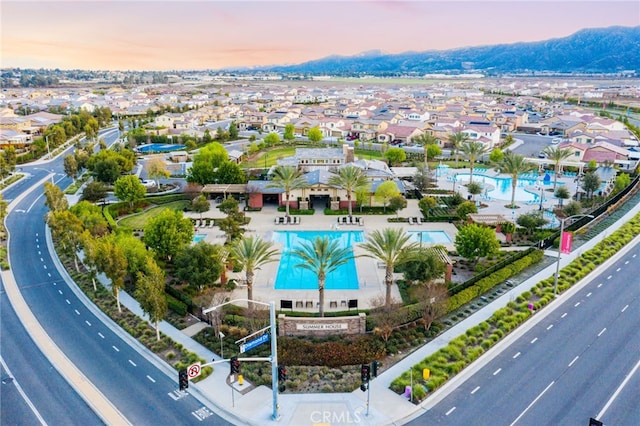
left=453, top=173, right=564, bottom=202
left=192, top=234, right=206, bottom=243
left=137, top=143, right=186, bottom=153
left=408, top=231, right=452, bottom=244
left=273, top=231, right=364, bottom=290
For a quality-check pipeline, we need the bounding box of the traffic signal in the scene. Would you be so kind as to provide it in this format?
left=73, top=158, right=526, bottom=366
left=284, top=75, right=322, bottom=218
left=277, top=365, right=287, bottom=382
left=178, top=369, right=189, bottom=391
left=277, top=365, right=287, bottom=392
left=371, top=361, right=380, bottom=378
left=230, top=357, right=241, bottom=374
left=360, top=364, right=370, bottom=382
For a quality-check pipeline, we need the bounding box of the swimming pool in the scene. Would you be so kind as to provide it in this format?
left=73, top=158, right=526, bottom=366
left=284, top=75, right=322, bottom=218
left=453, top=173, right=563, bottom=202
left=192, top=234, right=206, bottom=243
left=408, top=231, right=452, bottom=244
left=272, top=231, right=364, bottom=290
left=137, top=143, right=186, bottom=153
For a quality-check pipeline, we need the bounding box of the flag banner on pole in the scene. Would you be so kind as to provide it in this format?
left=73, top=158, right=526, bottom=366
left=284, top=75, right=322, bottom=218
left=560, top=231, right=573, bottom=254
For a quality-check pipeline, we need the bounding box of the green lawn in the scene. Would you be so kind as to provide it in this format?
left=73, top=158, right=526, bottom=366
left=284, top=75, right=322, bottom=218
left=117, top=201, right=190, bottom=229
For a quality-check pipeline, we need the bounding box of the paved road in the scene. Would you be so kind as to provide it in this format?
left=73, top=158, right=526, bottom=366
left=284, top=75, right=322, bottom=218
left=407, top=240, right=640, bottom=426
left=1, top=287, right=100, bottom=425
left=3, top=129, right=233, bottom=425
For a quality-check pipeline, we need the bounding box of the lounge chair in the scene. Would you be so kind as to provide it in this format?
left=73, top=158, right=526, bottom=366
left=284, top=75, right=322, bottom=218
left=408, top=217, right=414, bottom=225
left=359, top=218, right=364, bottom=226
left=275, top=217, right=281, bottom=225
left=342, top=217, right=348, bottom=224
left=416, top=217, right=422, bottom=225
left=294, top=216, right=300, bottom=225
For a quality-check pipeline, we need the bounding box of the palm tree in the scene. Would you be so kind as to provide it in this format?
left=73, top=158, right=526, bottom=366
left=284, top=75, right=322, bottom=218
left=360, top=228, right=418, bottom=311
left=495, top=152, right=536, bottom=208
left=542, top=146, right=573, bottom=190
left=448, top=132, right=469, bottom=169
left=328, top=165, right=370, bottom=218
left=266, top=165, right=308, bottom=217
left=229, top=236, right=279, bottom=302
left=460, top=140, right=490, bottom=184
left=292, top=236, right=351, bottom=317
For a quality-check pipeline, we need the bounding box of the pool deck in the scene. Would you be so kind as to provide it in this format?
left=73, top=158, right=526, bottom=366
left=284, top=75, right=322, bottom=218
left=184, top=201, right=458, bottom=311
left=183, top=166, right=583, bottom=312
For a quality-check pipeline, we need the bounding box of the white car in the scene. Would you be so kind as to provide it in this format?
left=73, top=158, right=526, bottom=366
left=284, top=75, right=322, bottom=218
left=551, top=137, right=562, bottom=144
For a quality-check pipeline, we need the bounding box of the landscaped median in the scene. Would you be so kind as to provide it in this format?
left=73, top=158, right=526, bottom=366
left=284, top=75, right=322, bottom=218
left=390, top=211, right=640, bottom=403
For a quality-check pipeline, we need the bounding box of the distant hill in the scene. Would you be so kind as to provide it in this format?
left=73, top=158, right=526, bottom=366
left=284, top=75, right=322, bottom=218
left=259, top=26, right=640, bottom=76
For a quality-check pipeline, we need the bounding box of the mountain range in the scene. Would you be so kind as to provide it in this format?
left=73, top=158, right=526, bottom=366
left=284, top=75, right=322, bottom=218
left=255, top=26, right=640, bottom=76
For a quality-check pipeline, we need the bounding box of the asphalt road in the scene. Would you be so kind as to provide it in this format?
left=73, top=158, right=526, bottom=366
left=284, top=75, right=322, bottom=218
left=3, top=129, right=233, bottom=425
left=1, top=287, right=100, bottom=425
left=407, top=240, right=640, bottom=426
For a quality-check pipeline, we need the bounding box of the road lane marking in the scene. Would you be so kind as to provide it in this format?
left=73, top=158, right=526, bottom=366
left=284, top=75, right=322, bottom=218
left=40, top=257, right=44, bottom=262
left=587, top=292, right=592, bottom=297
left=625, top=260, right=629, bottom=264
left=569, top=356, right=579, bottom=367
left=561, top=312, right=567, bottom=318
left=65, top=299, right=70, bottom=304
left=616, top=267, right=621, bottom=272
left=85, top=320, right=91, bottom=326
left=112, top=345, right=119, bottom=352
left=471, top=386, right=480, bottom=394
left=147, top=375, right=156, bottom=383
left=597, top=283, right=602, bottom=288
left=531, top=338, right=538, bottom=344
left=510, top=381, right=554, bottom=426
left=445, top=407, right=456, bottom=416
left=38, top=251, right=41, bottom=255
left=607, top=275, right=612, bottom=280
left=597, top=357, right=640, bottom=419
left=547, top=324, right=553, bottom=330
left=493, top=368, right=502, bottom=376
left=128, top=360, right=137, bottom=367
left=513, top=352, right=521, bottom=359
left=575, top=302, right=580, bottom=307
left=42, top=265, right=47, bottom=270
left=47, top=273, right=51, bottom=277
left=622, top=304, right=629, bottom=312
left=0, top=357, right=47, bottom=426
left=598, top=328, right=606, bottom=337
left=58, top=290, right=62, bottom=295
left=98, top=332, right=105, bottom=339
left=74, top=309, right=80, bottom=315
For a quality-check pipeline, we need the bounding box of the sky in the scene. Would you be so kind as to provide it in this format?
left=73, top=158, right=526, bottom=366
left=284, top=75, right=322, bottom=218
left=2, top=1, right=639, bottom=71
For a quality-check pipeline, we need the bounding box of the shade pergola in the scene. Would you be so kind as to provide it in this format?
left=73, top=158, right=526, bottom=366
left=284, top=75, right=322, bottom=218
left=468, top=214, right=509, bottom=226
left=201, top=184, right=248, bottom=197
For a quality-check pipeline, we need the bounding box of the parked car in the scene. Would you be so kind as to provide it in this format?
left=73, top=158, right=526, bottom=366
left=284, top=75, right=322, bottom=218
left=551, top=138, right=562, bottom=144
left=538, top=152, right=546, bottom=158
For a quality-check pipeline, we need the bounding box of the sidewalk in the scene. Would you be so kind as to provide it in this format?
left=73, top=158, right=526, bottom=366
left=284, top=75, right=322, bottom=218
left=61, top=196, right=640, bottom=426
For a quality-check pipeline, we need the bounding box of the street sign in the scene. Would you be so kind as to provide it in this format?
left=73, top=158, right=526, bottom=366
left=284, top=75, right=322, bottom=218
left=239, top=333, right=269, bottom=354
left=187, top=363, right=201, bottom=379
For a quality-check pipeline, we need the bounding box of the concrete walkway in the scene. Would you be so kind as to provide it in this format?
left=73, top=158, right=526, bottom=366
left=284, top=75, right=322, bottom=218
left=54, top=193, right=640, bottom=425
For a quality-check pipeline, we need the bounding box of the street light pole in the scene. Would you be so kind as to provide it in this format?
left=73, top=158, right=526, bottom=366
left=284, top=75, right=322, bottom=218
left=219, top=331, right=225, bottom=360
left=553, top=214, right=594, bottom=296
left=203, top=299, right=279, bottom=420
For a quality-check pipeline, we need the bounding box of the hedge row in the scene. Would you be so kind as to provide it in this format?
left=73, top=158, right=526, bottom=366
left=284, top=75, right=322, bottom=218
left=279, top=335, right=386, bottom=367
left=390, top=212, right=640, bottom=402
left=447, top=249, right=544, bottom=312
left=166, top=293, right=187, bottom=316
